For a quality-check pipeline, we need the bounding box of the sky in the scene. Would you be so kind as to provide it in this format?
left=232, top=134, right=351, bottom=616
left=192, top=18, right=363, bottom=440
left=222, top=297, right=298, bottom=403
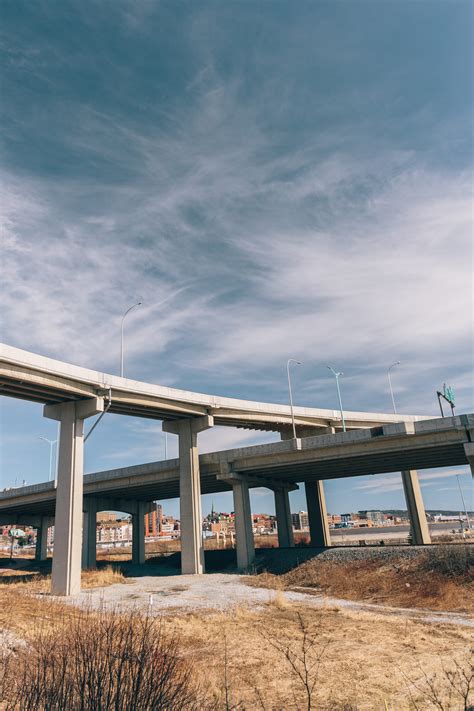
left=0, top=0, right=472, bottom=518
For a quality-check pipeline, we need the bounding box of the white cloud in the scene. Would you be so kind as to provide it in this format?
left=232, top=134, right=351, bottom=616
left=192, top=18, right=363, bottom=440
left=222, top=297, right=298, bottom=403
left=353, top=467, right=471, bottom=495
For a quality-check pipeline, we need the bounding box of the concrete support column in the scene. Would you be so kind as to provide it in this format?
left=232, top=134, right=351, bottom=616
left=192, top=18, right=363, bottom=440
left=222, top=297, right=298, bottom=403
left=274, top=488, right=294, bottom=547
left=163, top=415, right=213, bottom=575
left=305, top=480, right=331, bottom=547
left=464, top=443, right=474, bottom=475
left=44, top=397, right=104, bottom=596
left=35, top=517, right=49, bottom=561
left=132, top=502, right=146, bottom=565
left=401, top=470, right=431, bottom=545
left=82, top=500, right=97, bottom=569
left=232, top=480, right=255, bottom=570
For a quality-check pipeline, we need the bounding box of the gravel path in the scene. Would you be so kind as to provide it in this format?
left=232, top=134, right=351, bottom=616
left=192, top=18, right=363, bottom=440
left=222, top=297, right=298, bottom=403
left=70, top=573, right=474, bottom=628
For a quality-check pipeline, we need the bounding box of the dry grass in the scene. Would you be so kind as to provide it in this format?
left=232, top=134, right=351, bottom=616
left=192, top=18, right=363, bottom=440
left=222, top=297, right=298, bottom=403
left=167, top=602, right=473, bottom=709
left=81, top=565, right=127, bottom=588
left=249, top=545, right=474, bottom=614
left=0, top=574, right=473, bottom=709
left=0, top=564, right=127, bottom=601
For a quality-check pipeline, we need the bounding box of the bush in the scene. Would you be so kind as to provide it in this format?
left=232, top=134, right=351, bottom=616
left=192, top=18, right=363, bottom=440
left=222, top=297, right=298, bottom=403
left=421, top=544, right=474, bottom=579
left=2, top=605, right=201, bottom=710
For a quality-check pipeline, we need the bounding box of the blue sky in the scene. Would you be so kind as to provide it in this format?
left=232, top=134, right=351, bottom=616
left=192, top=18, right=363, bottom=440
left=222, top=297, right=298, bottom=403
left=0, top=0, right=472, bottom=518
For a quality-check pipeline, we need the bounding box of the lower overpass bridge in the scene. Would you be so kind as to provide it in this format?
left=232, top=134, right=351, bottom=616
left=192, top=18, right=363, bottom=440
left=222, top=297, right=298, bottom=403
left=2, top=414, right=473, bottom=595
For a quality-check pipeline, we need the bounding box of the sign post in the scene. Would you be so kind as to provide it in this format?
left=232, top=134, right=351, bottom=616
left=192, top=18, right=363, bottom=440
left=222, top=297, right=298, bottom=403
left=436, top=383, right=455, bottom=417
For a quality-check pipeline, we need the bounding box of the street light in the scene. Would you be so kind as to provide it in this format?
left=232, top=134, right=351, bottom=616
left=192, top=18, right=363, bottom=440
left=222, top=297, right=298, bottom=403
left=120, top=302, right=142, bottom=377
left=287, top=359, right=302, bottom=439
left=387, top=361, right=401, bottom=414
left=38, top=436, right=57, bottom=481
left=327, top=366, right=346, bottom=432
left=456, top=475, right=472, bottom=530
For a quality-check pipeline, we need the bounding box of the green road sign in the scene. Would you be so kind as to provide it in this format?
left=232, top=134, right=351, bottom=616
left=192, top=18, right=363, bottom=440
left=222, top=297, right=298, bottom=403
left=443, top=384, right=455, bottom=406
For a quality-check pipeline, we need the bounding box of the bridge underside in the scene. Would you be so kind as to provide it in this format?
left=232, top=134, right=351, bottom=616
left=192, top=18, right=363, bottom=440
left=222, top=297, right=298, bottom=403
left=1, top=437, right=469, bottom=518
left=1, top=343, right=472, bottom=595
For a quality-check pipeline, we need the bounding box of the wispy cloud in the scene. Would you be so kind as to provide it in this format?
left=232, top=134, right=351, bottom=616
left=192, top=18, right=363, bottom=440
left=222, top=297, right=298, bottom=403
left=1, top=1, right=472, bottom=507
left=354, top=468, right=472, bottom=495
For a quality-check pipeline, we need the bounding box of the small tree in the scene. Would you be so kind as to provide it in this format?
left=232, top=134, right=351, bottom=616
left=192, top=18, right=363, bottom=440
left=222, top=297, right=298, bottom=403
left=258, top=611, right=330, bottom=711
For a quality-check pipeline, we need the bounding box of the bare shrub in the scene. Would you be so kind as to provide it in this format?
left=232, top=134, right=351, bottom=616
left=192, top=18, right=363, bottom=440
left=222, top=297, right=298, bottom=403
left=420, top=544, right=473, bottom=579
left=2, top=605, right=201, bottom=710
left=403, top=648, right=474, bottom=710
left=258, top=610, right=330, bottom=711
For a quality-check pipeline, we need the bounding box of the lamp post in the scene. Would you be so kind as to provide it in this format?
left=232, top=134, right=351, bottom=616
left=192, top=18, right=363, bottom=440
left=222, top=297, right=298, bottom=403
left=287, top=359, right=302, bottom=439
left=456, top=475, right=472, bottom=530
left=387, top=361, right=401, bottom=414
left=120, top=302, right=142, bottom=377
left=38, top=436, right=57, bottom=481
left=327, top=366, right=346, bottom=432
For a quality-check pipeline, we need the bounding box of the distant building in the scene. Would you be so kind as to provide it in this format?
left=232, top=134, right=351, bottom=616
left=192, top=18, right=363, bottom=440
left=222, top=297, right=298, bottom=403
left=97, top=511, right=117, bottom=522
left=96, top=521, right=132, bottom=543
left=359, top=510, right=385, bottom=526
left=292, top=511, right=309, bottom=531
left=145, top=503, right=163, bottom=537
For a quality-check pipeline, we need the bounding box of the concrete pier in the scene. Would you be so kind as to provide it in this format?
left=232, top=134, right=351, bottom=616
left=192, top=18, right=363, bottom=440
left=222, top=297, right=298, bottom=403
left=44, top=397, right=104, bottom=596
left=163, top=415, right=213, bottom=574
left=401, top=469, right=431, bottom=544
left=132, top=502, right=146, bottom=565
left=35, top=516, right=49, bottom=561
left=274, top=487, right=294, bottom=547
left=232, top=480, right=255, bottom=570
left=464, top=443, right=474, bottom=475
left=305, top=480, right=331, bottom=547
left=82, top=499, right=97, bottom=569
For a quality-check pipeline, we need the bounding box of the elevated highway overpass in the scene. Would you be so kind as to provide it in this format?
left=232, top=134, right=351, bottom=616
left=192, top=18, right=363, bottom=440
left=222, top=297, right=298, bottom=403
left=0, top=343, right=426, bottom=433
left=2, top=344, right=470, bottom=596
left=2, top=411, right=473, bottom=591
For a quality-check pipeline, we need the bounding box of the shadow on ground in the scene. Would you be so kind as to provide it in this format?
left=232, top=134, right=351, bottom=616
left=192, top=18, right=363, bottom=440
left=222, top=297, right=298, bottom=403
left=0, top=547, right=329, bottom=581
left=2, top=545, right=420, bottom=582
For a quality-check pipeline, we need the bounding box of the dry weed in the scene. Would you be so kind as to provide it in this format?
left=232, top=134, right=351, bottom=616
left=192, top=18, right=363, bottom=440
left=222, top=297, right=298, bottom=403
left=1, top=605, right=202, bottom=711
left=250, top=545, right=474, bottom=613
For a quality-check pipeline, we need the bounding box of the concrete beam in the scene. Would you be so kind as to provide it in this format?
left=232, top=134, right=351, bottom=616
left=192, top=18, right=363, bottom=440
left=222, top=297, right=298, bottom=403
left=84, top=497, right=154, bottom=516
left=43, top=398, right=104, bottom=596
left=274, top=488, right=294, bottom=548
left=44, top=396, right=104, bottom=422
left=401, top=470, right=431, bottom=545
left=0, top=513, right=45, bottom=527
left=305, top=480, right=331, bottom=547
left=232, top=480, right=255, bottom=571
left=163, top=414, right=214, bottom=435
left=217, top=467, right=299, bottom=493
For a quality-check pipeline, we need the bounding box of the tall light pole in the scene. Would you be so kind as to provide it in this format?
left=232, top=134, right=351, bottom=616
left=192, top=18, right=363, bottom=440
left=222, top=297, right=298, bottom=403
left=38, top=436, right=57, bottom=481
left=120, top=302, right=142, bottom=377
left=456, top=475, right=471, bottom=530
left=388, top=360, right=401, bottom=414
left=327, top=366, right=346, bottom=432
left=287, top=359, right=302, bottom=439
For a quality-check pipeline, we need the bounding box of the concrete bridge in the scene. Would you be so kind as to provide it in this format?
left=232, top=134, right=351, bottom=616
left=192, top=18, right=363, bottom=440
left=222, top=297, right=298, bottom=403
left=1, top=345, right=472, bottom=598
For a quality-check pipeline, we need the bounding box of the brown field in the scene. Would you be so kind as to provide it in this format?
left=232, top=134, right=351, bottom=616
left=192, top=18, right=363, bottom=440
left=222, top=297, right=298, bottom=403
left=0, top=577, right=472, bottom=710
left=1, top=547, right=472, bottom=708
left=249, top=544, right=474, bottom=614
